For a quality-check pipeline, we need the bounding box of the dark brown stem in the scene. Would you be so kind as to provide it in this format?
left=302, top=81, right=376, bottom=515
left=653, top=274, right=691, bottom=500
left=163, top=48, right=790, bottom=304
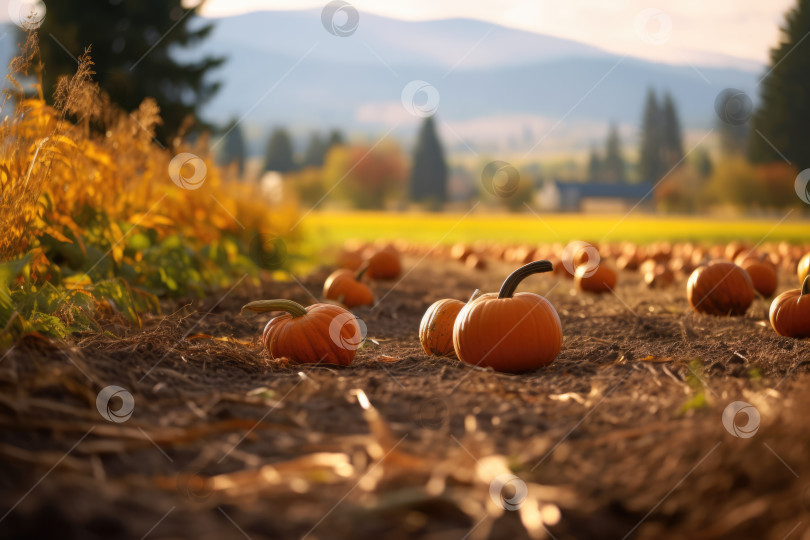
left=498, top=260, right=554, bottom=299
left=802, top=276, right=809, bottom=296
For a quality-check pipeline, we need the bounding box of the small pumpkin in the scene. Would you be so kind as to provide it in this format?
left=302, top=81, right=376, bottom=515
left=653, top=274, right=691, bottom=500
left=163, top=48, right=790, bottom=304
left=686, top=261, right=754, bottom=316
left=798, top=253, right=810, bottom=285
left=366, top=247, right=402, bottom=280
left=453, top=261, right=563, bottom=373
left=419, top=290, right=481, bottom=357
left=644, top=263, right=675, bottom=288
left=323, top=266, right=374, bottom=308
left=736, top=254, right=778, bottom=298
left=574, top=263, right=617, bottom=293
left=242, top=299, right=362, bottom=365
left=769, top=277, right=810, bottom=338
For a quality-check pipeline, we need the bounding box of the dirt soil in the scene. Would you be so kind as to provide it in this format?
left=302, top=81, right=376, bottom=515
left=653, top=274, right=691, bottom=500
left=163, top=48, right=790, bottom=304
left=1, top=256, right=810, bottom=540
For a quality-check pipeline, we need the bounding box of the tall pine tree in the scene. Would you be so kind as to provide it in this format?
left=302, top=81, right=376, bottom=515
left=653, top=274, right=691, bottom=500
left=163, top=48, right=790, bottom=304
left=38, top=0, right=224, bottom=142
left=750, top=0, right=810, bottom=169
left=263, top=128, right=296, bottom=172
left=602, top=123, right=626, bottom=184
left=302, top=133, right=328, bottom=168
left=661, top=92, right=684, bottom=168
left=639, top=89, right=663, bottom=183
left=409, top=116, right=448, bottom=206
left=218, top=118, right=246, bottom=176
left=587, top=144, right=602, bottom=182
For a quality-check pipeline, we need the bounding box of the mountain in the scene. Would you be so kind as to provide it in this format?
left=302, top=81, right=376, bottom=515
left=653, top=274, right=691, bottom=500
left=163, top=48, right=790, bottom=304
left=186, top=10, right=762, bottom=154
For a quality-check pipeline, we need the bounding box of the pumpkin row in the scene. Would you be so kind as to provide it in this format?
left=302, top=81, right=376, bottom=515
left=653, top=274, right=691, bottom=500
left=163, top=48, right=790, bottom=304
left=242, top=251, right=810, bottom=373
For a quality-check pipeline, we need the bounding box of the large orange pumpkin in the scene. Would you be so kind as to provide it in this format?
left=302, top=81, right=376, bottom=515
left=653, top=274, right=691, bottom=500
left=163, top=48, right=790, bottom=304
left=798, top=253, right=810, bottom=285
left=686, top=261, right=754, bottom=316
left=242, top=299, right=362, bottom=365
left=419, top=299, right=464, bottom=357
left=574, top=263, right=617, bottom=293
left=769, top=277, right=810, bottom=338
left=736, top=254, right=778, bottom=298
left=366, top=248, right=402, bottom=280
left=323, top=267, right=374, bottom=308
left=453, top=261, right=563, bottom=373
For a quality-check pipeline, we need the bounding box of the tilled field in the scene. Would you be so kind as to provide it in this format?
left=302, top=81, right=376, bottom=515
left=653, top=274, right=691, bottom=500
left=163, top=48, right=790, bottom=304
left=1, top=256, right=809, bottom=540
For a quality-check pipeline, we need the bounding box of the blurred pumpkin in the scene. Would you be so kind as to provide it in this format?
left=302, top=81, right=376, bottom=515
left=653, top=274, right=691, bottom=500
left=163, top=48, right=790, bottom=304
left=242, top=300, right=361, bottom=365
left=644, top=263, right=675, bottom=288
left=323, top=267, right=374, bottom=308
left=798, top=253, right=810, bottom=285
left=736, top=254, right=778, bottom=298
left=453, top=261, right=562, bottom=373
left=769, top=277, right=810, bottom=338
left=366, top=247, right=402, bottom=280
left=574, top=263, right=617, bottom=293
left=686, top=261, right=754, bottom=316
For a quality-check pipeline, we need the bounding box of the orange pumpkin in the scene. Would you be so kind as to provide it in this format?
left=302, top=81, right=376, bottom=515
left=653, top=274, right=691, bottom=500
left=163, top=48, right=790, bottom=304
left=366, top=248, right=402, bottom=280
left=420, top=301, right=463, bottom=357
left=242, top=299, right=362, bottom=365
left=336, top=249, right=364, bottom=271
left=453, top=261, right=562, bottom=373
left=686, top=261, right=754, bottom=316
left=574, top=263, right=617, bottom=293
left=644, top=263, right=675, bottom=288
left=798, top=253, right=810, bottom=285
left=769, top=277, right=810, bottom=338
left=736, top=254, right=778, bottom=298
left=323, top=267, right=374, bottom=308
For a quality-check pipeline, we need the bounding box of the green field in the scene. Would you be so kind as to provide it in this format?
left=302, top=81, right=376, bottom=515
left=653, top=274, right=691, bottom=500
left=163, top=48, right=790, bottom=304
left=300, top=211, right=809, bottom=247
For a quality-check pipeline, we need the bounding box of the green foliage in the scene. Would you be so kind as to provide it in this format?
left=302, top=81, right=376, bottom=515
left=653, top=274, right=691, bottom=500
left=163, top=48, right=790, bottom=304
left=750, top=0, right=810, bottom=169
left=37, top=0, right=224, bottom=142
left=601, top=123, right=626, bottom=184
left=409, top=116, right=448, bottom=206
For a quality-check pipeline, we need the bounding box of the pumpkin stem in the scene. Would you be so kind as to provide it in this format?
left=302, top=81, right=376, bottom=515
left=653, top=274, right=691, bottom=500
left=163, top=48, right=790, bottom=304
left=468, top=289, right=482, bottom=303
left=803, top=276, right=809, bottom=296
left=355, top=263, right=369, bottom=281
left=498, top=260, right=554, bottom=299
left=241, top=299, right=308, bottom=318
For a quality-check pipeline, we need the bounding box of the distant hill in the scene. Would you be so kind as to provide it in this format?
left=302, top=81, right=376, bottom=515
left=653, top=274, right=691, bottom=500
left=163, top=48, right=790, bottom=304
left=1, top=10, right=765, bottom=154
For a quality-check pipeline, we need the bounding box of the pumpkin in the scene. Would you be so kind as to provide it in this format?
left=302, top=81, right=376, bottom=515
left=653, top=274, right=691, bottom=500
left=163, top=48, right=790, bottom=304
left=686, top=261, right=754, bottom=316
left=465, top=253, right=487, bottom=270
left=242, top=299, right=362, bottom=365
left=366, top=247, right=402, bottom=280
left=453, top=261, right=563, bottom=373
left=769, top=277, right=810, bottom=338
left=574, top=263, right=617, bottom=293
left=798, top=253, right=810, bottom=285
left=736, top=254, right=778, bottom=298
left=644, top=263, right=675, bottom=288
left=419, top=290, right=482, bottom=357
left=323, top=266, right=374, bottom=308
left=336, top=249, right=364, bottom=271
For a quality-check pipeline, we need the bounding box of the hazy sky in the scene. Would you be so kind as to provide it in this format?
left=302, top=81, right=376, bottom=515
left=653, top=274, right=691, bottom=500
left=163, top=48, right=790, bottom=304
left=196, top=0, right=794, bottom=67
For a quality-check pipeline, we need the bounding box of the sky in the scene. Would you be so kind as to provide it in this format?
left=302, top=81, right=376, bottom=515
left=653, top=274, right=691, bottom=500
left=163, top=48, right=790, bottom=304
left=193, top=0, right=794, bottom=67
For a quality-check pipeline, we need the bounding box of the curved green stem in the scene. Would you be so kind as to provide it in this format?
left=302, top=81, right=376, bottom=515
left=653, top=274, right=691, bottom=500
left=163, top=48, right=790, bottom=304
left=241, top=299, right=307, bottom=318
left=802, top=276, right=809, bottom=296
left=355, top=263, right=369, bottom=281
left=498, top=260, right=554, bottom=299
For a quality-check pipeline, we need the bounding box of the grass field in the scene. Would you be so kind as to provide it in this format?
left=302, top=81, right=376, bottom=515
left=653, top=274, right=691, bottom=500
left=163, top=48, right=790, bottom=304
left=300, top=210, right=809, bottom=248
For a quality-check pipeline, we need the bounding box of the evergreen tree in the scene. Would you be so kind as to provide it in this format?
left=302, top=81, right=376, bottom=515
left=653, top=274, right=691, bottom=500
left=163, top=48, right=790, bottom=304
left=718, top=120, right=749, bottom=155
left=750, top=0, right=810, bottom=169
left=409, top=116, right=448, bottom=206
left=587, top=144, right=602, bottom=182
left=602, top=123, right=626, bottom=183
left=661, top=92, right=684, bottom=168
left=694, top=147, right=713, bottom=179
left=302, top=133, right=328, bottom=168
left=218, top=119, right=246, bottom=176
left=639, top=89, right=663, bottom=182
left=38, top=0, right=224, bottom=142
left=263, top=128, right=296, bottom=172
left=327, top=129, right=345, bottom=148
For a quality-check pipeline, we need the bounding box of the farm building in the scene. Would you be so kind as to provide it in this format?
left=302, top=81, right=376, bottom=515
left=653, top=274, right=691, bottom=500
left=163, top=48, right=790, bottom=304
left=536, top=180, right=656, bottom=212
